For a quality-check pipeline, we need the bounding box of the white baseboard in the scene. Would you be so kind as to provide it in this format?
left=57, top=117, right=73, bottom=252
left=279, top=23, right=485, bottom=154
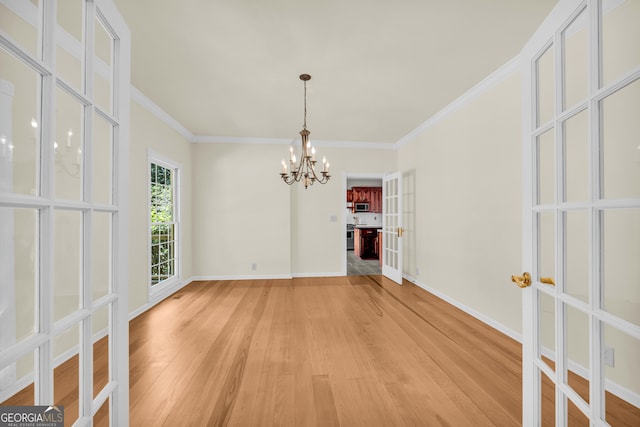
left=292, top=271, right=343, bottom=278
left=191, top=274, right=293, bottom=281
left=404, top=274, right=522, bottom=343
left=404, top=274, right=640, bottom=410
left=129, top=276, right=194, bottom=321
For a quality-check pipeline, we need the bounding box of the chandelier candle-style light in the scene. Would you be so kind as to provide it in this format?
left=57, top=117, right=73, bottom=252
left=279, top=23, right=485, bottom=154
left=280, top=74, right=330, bottom=189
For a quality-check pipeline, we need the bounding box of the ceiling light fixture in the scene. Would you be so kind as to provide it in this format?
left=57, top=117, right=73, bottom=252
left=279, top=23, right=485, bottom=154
left=280, top=74, right=330, bottom=189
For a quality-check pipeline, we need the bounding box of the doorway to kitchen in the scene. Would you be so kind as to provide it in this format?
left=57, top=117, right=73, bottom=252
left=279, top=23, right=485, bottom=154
left=345, top=174, right=383, bottom=276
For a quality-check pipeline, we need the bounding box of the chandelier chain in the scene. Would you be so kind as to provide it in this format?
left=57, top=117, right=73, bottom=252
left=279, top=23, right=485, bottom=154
left=303, top=79, right=307, bottom=130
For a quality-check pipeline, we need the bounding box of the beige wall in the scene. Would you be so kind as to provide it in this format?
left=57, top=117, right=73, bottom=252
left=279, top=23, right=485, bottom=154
left=397, top=71, right=524, bottom=335
left=128, top=101, right=192, bottom=313
left=191, top=143, right=396, bottom=277
left=291, top=146, right=395, bottom=275
left=191, top=142, right=291, bottom=277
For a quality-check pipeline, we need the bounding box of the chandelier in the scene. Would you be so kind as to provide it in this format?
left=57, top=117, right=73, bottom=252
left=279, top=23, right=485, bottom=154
left=280, top=74, right=330, bottom=189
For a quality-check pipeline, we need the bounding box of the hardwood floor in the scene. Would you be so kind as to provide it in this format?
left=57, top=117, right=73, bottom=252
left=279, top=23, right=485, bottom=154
left=3, top=275, right=639, bottom=426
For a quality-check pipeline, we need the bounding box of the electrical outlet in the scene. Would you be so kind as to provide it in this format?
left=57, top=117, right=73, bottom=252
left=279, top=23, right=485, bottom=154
left=604, top=346, right=615, bottom=367
left=251, top=263, right=257, bottom=271
left=416, top=267, right=420, bottom=276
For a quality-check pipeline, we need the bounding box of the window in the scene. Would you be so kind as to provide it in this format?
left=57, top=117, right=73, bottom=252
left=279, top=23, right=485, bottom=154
left=149, top=160, right=179, bottom=286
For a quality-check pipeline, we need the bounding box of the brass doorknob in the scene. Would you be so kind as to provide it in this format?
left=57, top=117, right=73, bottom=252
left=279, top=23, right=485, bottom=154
left=540, top=277, right=556, bottom=286
left=397, top=227, right=404, bottom=237
left=511, top=272, right=556, bottom=288
left=511, top=272, right=531, bottom=288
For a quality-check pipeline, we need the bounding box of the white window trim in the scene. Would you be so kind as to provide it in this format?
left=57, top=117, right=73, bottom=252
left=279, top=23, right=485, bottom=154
left=147, top=149, right=181, bottom=299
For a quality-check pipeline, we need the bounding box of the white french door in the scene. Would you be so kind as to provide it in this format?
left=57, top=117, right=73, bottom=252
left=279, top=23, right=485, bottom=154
left=0, top=0, right=130, bottom=425
left=382, top=172, right=403, bottom=284
left=520, top=0, right=639, bottom=425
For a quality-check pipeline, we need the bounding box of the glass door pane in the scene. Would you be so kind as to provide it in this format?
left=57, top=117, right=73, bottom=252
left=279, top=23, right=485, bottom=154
left=0, top=1, right=40, bottom=57
left=602, top=208, right=640, bottom=328
left=537, top=45, right=555, bottom=126
left=563, top=8, right=588, bottom=110
left=92, top=113, right=113, bottom=205
left=55, top=87, right=85, bottom=201
left=538, top=290, right=556, bottom=372
left=54, top=209, right=83, bottom=321
left=600, top=79, right=640, bottom=201
left=94, top=15, right=113, bottom=114
left=564, top=210, right=589, bottom=303
left=563, top=110, right=588, bottom=203
left=601, top=0, right=640, bottom=87
left=536, top=128, right=555, bottom=205
left=565, top=305, right=589, bottom=404
left=0, top=47, right=42, bottom=197
left=56, top=0, right=84, bottom=91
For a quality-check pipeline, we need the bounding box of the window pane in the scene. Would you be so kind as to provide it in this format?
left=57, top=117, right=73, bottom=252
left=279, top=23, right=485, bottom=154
left=538, top=211, right=555, bottom=282
left=53, top=323, right=79, bottom=426
left=0, top=2, right=40, bottom=58
left=601, top=79, right=640, bottom=200
left=602, top=208, right=640, bottom=328
left=563, top=8, right=588, bottom=110
left=0, top=350, right=37, bottom=406
left=149, top=162, right=177, bottom=286
left=601, top=0, right=640, bottom=88
left=55, top=87, right=84, bottom=201
left=92, top=212, right=111, bottom=301
left=92, top=304, right=109, bottom=398
left=56, top=0, right=83, bottom=91
left=567, top=397, right=589, bottom=426
left=540, top=368, right=555, bottom=425
left=54, top=209, right=82, bottom=321
left=564, top=110, right=588, bottom=203
left=0, top=208, right=38, bottom=349
left=537, top=45, right=555, bottom=127
left=94, top=396, right=110, bottom=427
left=0, top=47, right=42, bottom=196
left=538, top=290, right=556, bottom=372
left=603, top=322, right=640, bottom=424
left=537, top=128, right=555, bottom=205
left=94, top=15, right=113, bottom=114
left=93, top=113, right=112, bottom=205
left=565, top=210, right=589, bottom=303
left=565, top=304, right=589, bottom=404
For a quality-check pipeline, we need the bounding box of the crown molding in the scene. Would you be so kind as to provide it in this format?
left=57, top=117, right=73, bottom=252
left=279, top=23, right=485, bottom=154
left=191, top=135, right=291, bottom=144
left=131, top=93, right=394, bottom=150
left=394, top=0, right=629, bottom=150
left=130, top=86, right=194, bottom=140
left=192, top=135, right=396, bottom=150
left=395, top=55, right=521, bottom=149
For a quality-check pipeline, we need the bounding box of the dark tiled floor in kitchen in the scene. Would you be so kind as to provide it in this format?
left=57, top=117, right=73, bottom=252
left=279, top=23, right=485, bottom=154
left=347, top=250, right=382, bottom=276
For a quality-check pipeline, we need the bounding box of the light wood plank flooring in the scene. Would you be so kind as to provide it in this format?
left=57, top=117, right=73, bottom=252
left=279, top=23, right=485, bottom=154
left=3, top=276, right=639, bottom=426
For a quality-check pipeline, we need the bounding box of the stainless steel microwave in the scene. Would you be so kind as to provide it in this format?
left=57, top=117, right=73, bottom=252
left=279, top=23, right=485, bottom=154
left=354, top=203, right=369, bottom=212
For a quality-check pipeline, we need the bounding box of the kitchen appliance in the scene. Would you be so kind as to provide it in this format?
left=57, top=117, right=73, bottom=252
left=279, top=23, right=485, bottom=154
left=354, top=203, right=369, bottom=212
left=346, top=224, right=355, bottom=250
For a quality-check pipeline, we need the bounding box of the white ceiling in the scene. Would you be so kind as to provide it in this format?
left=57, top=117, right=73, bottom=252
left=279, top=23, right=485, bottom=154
left=113, top=0, right=556, bottom=144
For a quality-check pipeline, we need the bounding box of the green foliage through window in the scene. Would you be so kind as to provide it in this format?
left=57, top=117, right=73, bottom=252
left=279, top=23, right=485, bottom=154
left=150, top=162, right=177, bottom=285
